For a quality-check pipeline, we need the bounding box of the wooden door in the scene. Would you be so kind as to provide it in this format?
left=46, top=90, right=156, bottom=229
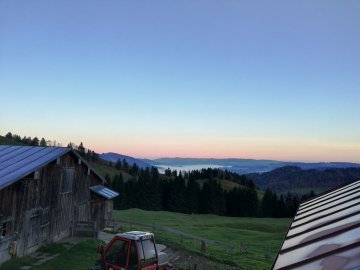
left=57, top=167, right=75, bottom=236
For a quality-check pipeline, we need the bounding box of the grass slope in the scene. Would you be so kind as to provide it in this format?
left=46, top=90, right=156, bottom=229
left=196, top=178, right=241, bottom=191
left=91, top=161, right=246, bottom=192
left=113, top=209, right=291, bottom=270
left=90, top=160, right=132, bottom=181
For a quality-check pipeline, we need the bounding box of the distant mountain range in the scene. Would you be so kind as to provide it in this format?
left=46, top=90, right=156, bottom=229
left=100, top=152, right=151, bottom=169
left=99, top=153, right=360, bottom=194
left=100, top=153, right=360, bottom=175
left=100, top=152, right=360, bottom=174
left=146, top=157, right=360, bottom=174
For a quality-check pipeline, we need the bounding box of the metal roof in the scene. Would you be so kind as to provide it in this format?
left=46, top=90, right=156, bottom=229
left=272, top=180, right=360, bottom=270
left=116, top=231, right=154, bottom=241
left=0, top=145, right=106, bottom=190
left=0, top=145, right=70, bottom=190
left=90, top=185, right=119, bottom=199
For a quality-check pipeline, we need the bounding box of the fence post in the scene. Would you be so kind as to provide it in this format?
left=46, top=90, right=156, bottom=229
left=200, top=240, right=206, bottom=253
left=240, top=240, right=248, bottom=254
left=268, top=240, right=271, bottom=258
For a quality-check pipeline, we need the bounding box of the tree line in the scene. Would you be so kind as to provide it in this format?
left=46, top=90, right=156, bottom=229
left=4, top=132, right=49, bottom=146
left=2, top=131, right=312, bottom=218
left=108, top=160, right=310, bottom=218
left=247, top=165, right=360, bottom=193
left=3, top=132, right=100, bottom=163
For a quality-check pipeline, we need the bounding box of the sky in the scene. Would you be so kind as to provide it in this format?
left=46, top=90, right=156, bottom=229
left=0, top=0, right=360, bottom=162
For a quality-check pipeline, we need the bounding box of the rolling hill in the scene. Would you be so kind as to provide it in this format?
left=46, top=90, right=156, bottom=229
left=246, top=166, right=360, bottom=193
left=100, top=152, right=151, bottom=169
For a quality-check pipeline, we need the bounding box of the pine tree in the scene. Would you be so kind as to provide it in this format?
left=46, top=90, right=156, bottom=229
left=150, top=167, right=162, bottom=210
left=261, top=188, right=277, bottom=217
left=164, top=168, right=172, bottom=177
left=115, top=159, right=122, bottom=170
left=22, top=136, right=31, bottom=145
left=122, top=158, right=129, bottom=172
left=31, top=137, right=39, bottom=146
left=112, top=174, right=124, bottom=209
left=40, top=138, right=47, bottom=146
left=129, top=163, right=139, bottom=176
left=187, top=178, right=200, bottom=213
left=78, top=142, right=86, bottom=156
left=168, top=174, right=187, bottom=213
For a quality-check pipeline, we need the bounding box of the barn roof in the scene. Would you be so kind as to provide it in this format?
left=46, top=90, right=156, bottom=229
left=272, top=179, right=360, bottom=270
left=0, top=145, right=105, bottom=190
left=90, top=185, right=119, bottom=199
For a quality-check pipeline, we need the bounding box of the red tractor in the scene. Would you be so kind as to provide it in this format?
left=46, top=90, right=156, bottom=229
left=89, top=231, right=175, bottom=270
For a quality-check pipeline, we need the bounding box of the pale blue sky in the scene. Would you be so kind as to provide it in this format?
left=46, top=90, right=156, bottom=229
left=1, top=0, right=359, bottom=161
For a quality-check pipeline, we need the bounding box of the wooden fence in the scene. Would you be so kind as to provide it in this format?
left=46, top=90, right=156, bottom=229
left=106, top=219, right=248, bottom=256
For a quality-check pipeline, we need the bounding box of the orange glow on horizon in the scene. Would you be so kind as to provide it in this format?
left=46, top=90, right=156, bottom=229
left=83, top=135, right=360, bottom=163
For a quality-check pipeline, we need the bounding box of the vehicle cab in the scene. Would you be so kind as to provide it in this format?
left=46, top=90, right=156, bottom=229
left=97, top=231, right=170, bottom=270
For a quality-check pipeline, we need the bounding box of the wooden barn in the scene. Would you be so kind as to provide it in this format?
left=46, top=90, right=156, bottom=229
left=0, top=145, right=119, bottom=265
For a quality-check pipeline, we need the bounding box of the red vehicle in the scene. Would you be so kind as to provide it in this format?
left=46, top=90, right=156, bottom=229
left=89, top=231, right=174, bottom=270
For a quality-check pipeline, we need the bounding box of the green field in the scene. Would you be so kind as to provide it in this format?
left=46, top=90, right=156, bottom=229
left=113, top=209, right=291, bottom=270
left=1, top=209, right=290, bottom=270
left=90, top=161, right=132, bottom=181
left=1, top=239, right=99, bottom=270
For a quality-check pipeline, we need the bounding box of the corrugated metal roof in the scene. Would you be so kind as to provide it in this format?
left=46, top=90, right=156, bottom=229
left=272, top=180, right=360, bottom=270
left=0, top=145, right=70, bottom=190
left=90, top=185, right=119, bottom=199
left=0, top=145, right=106, bottom=190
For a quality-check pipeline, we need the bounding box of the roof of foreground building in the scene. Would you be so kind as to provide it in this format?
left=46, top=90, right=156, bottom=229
left=0, top=145, right=70, bottom=190
left=272, top=179, right=360, bottom=270
left=0, top=145, right=107, bottom=191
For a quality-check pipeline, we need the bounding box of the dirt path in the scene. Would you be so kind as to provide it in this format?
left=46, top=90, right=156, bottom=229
left=164, top=246, right=235, bottom=270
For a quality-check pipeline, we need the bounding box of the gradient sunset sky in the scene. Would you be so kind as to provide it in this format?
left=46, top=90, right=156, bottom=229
left=1, top=1, right=359, bottom=162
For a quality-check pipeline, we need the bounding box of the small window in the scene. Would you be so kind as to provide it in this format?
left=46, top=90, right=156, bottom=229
left=0, top=222, right=10, bottom=239
left=41, top=207, right=50, bottom=225
left=105, top=239, right=129, bottom=268
left=61, top=167, right=74, bottom=193
left=139, top=238, right=157, bottom=266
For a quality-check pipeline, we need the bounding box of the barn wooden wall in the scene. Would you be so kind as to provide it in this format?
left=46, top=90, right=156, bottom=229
left=0, top=152, right=108, bottom=264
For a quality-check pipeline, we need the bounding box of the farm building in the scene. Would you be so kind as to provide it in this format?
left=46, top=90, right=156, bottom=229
left=0, top=145, right=119, bottom=265
left=272, top=179, right=360, bottom=270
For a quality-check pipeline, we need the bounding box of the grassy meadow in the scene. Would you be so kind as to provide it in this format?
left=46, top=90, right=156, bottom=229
left=0, top=209, right=290, bottom=270
left=113, top=208, right=291, bottom=270
left=1, top=239, right=99, bottom=270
